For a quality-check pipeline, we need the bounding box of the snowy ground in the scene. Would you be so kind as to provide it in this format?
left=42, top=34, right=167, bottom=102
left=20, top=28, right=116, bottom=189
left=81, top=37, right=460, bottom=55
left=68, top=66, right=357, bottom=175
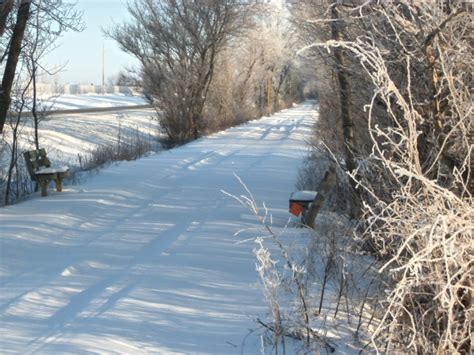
left=27, top=108, right=159, bottom=166
left=40, top=93, right=147, bottom=111
left=2, top=94, right=156, bottom=172
left=0, top=103, right=322, bottom=353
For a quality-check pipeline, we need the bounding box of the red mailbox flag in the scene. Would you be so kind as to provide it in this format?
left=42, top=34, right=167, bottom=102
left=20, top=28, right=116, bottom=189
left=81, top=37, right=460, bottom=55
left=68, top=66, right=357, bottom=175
left=289, top=202, right=304, bottom=217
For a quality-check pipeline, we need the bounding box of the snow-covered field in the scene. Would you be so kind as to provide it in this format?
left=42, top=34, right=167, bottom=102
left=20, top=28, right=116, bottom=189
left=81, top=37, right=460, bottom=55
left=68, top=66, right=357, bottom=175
left=3, top=94, right=158, bottom=167
left=28, top=108, right=158, bottom=165
left=40, top=93, right=148, bottom=111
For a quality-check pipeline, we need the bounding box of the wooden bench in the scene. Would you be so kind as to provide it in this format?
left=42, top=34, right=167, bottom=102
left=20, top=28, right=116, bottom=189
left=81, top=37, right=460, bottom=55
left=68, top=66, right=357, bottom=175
left=23, top=148, right=69, bottom=197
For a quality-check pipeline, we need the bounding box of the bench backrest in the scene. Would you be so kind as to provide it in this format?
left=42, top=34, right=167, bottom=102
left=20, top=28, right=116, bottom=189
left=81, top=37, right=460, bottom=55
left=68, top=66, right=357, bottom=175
left=23, top=148, right=51, bottom=180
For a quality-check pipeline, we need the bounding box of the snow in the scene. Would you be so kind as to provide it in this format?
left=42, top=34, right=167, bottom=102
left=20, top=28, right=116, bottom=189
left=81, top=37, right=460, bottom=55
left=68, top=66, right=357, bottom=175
left=3, top=107, right=158, bottom=167
left=40, top=94, right=147, bottom=111
left=35, top=167, right=69, bottom=174
left=3, top=94, right=156, bottom=172
left=1, top=103, right=320, bottom=353
left=290, top=190, right=317, bottom=201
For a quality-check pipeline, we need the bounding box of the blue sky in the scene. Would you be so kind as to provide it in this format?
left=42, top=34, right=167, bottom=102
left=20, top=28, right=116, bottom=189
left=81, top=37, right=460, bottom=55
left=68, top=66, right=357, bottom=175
left=42, top=0, right=138, bottom=85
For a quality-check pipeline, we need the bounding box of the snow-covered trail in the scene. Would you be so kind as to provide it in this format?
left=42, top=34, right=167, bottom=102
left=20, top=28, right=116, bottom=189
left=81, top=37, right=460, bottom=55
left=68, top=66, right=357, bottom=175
left=0, top=103, right=316, bottom=354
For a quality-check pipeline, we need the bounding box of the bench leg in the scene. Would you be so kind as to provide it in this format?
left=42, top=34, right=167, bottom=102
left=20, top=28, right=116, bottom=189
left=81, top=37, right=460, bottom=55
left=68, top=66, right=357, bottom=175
left=39, top=179, right=48, bottom=197
left=55, top=177, right=63, bottom=192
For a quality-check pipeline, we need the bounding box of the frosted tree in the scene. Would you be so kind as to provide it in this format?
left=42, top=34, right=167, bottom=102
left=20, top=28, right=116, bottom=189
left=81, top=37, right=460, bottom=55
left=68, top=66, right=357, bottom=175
left=108, top=0, right=252, bottom=146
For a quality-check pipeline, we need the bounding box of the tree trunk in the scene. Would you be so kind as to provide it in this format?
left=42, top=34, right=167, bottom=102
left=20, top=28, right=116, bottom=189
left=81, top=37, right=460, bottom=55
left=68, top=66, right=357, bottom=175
left=0, top=1, right=31, bottom=134
left=331, top=5, right=356, bottom=173
left=331, top=4, right=362, bottom=218
left=303, top=166, right=337, bottom=229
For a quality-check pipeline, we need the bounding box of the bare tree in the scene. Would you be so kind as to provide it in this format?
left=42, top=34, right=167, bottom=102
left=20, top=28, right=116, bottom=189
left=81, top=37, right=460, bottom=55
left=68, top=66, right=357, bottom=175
left=0, top=0, right=31, bottom=134
left=0, top=0, right=82, bottom=134
left=4, top=69, right=33, bottom=204
left=108, top=0, right=251, bottom=146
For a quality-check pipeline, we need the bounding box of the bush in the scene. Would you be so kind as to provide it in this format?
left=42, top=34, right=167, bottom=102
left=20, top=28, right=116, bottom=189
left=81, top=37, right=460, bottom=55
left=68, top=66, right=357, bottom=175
left=322, top=5, right=473, bottom=352
left=225, top=179, right=382, bottom=353
left=295, top=2, right=472, bottom=352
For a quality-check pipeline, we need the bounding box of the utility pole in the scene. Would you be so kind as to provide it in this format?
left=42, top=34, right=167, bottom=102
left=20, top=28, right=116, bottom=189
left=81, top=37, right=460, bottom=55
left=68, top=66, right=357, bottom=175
left=101, top=43, right=105, bottom=94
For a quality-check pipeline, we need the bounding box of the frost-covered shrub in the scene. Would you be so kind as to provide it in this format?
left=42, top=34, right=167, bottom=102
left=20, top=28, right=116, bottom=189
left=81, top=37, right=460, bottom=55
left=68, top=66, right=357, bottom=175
left=226, top=179, right=381, bottom=354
